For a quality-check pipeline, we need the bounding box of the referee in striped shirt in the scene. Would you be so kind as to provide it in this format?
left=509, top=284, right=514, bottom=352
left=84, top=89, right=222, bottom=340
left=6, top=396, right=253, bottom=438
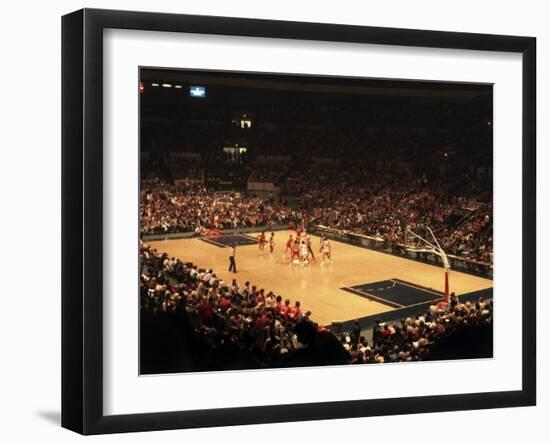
left=228, top=243, right=237, bottom=273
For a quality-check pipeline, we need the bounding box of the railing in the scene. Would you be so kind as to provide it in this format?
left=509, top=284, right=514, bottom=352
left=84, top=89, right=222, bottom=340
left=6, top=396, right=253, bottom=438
left=313, top=225, right=492, bottom=279
left=142, top=224, right=290, bottom=242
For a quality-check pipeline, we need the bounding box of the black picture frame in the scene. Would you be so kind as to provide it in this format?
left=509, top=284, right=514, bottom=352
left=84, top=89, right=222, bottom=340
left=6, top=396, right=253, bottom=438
left=61, top=8, right=536, bottom=435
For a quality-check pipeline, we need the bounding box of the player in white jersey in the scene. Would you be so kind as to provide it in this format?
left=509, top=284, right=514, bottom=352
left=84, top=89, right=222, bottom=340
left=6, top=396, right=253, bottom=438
left=319, top=237, right=332, bottom=264
left=300, top=241, right=309, bottom=265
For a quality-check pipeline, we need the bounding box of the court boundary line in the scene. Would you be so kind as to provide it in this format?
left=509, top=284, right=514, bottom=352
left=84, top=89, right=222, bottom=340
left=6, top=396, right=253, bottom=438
left=340, top=286, right=405, bottom=309
left=200, top=236, right=228, bottom=248
left=389, top=278, right=443, bottom=296
left=334, top=287, right=492, bottom=332
left=341, top=278, right=443, bottom=309
left=200, top=233, right=259, bottom=248
left=230, top=233, right=260, bottom=247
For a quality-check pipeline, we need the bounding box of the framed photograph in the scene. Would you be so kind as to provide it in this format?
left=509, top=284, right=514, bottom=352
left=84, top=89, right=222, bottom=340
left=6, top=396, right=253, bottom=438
left=61, top=8, right=536, bottom=435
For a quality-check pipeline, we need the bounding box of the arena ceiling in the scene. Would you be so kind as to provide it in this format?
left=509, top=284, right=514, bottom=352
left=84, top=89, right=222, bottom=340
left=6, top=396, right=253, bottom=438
left=140, top=68, right=491, bottom=100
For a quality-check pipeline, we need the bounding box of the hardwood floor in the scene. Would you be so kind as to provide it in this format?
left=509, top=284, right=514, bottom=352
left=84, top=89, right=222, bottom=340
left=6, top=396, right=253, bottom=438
left=147, top=230, right=493, bottom=326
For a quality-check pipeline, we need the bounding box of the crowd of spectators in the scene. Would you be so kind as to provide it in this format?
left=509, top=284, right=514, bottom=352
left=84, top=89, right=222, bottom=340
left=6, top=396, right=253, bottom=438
left=140, top=242, right=348, bottom=371
left=346, top=294, right=493, bottom=364
left=140, top=242, right=493, bottom=372
left=248, top=162, right=288, bottom=183
left=168, top=158, right=203, bottom=181
left=140, top=179, right=293, bottom=234
left=297, top=165, right=493, bottom=263
left=141, top=154, right=493, bottom=263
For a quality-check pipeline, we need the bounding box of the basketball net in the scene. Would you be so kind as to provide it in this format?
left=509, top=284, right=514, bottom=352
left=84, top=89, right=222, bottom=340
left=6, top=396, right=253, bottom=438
left=405, top=226, right=451, bottom=304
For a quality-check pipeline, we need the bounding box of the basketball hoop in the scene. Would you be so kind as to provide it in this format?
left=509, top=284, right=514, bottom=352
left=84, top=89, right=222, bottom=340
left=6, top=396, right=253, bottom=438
left=405, top=226, right=451, bottom=304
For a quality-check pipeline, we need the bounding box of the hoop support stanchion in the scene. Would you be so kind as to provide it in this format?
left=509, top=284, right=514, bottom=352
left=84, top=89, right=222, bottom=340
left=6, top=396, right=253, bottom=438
left=407, top=226, right=451, bottom=305
left=444, top=269, right=450, bottom=304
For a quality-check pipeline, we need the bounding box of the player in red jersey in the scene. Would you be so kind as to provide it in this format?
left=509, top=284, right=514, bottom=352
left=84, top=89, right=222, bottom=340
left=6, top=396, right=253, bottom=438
left=290, top=239, right=300, bottom=265
left=295, top=228, right=301, bottom=243
left=258, top=231, right=266, bottom=255
left=269, top=232, right=276, bottom=254
left=284, top=234, right=293, bottom=259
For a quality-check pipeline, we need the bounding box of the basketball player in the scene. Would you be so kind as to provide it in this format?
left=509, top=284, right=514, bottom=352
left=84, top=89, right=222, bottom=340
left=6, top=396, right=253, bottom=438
left=290, top=239, right=300, bottom=265
left=300, top=240, right=309, bottom=265
left=258, top=231, right=266, bottom=255
left=320, top=237, right=332, bottom=264
left=295, top=226, right=302, bottom=244
left=305, top=234, right=316, bottom=262
left=269, top=232, right=276, bottom=254
left=284, top=234, right=294, bottom=259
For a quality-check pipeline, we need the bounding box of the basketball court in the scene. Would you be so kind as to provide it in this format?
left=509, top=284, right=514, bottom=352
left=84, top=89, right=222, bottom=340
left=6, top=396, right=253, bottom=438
left=146, top=230, right=493, bottom=326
